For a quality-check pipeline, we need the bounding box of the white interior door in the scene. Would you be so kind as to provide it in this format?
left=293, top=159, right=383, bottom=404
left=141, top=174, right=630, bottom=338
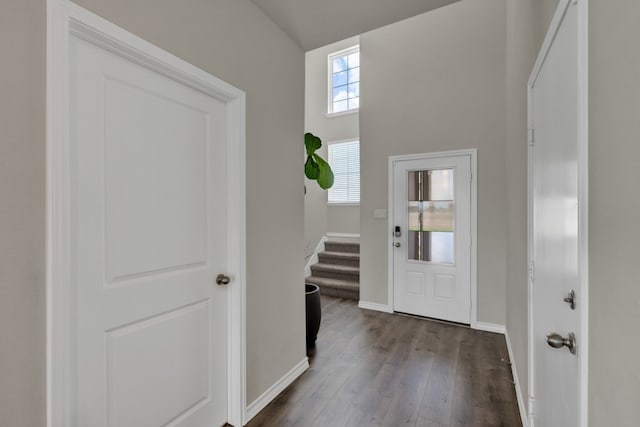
left=529, top=1, right=585, bottom=426
left=392, top=153, right=472, bottom=324
left=70, top=31, right=229, bottom=426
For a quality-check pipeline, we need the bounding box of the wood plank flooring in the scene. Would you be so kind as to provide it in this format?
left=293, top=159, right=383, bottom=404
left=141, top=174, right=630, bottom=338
left=244, top=296, right=522, bottom=427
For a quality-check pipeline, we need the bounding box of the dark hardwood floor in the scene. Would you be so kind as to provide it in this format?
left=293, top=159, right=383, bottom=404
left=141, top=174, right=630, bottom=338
left=245, top=296, right=522, bottom=427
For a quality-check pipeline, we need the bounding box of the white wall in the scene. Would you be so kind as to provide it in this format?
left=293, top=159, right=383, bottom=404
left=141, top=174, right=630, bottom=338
left=305, top=36, right=361, bottom=256
left=359, top=0, right=508, bottom=325
left=1, top=0, right=306, bottom=415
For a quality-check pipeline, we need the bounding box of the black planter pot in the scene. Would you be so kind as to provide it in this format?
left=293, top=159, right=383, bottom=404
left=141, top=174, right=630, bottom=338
left=305, top=283, right=322, bottom=348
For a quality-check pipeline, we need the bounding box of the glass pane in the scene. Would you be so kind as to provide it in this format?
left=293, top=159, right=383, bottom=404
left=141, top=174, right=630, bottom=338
left=348, top=67, right=360, bottom=84
left=348, top=52, right=360, bottom=68
left=429, top=169, right=453, bottom=200
left=333, top=85, right=348, bottom=102
left=333, top=56, right=347, bottom=73
left=348, top=97, right=359, bottom=110
left=348, top=82, right=359, bottom=98
left=407, top=168, right=455, bottom=263
left=333, top=71, right=348, bottom=87
left=333, top=100, right=348, bottom=113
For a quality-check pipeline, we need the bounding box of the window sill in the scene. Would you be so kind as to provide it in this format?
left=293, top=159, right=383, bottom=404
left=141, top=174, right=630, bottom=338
left=326, top=108, right=359, bottom=119
left=328, top=202, right=360, bottom=207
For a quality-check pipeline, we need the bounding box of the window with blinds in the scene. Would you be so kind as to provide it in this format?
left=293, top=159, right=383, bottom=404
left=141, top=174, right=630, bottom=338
left=328, top=140, right=360, bottom=204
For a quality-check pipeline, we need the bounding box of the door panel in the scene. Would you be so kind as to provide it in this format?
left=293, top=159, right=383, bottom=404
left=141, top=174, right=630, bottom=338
left=392, top=155, right=471, bottom=324
left=71, top=33, right=227, bottom=427
left=530, top=2, right=581, bottom=426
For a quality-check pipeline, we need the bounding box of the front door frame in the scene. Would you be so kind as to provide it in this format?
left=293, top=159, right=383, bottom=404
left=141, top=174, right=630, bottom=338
left=527, top=0, right=589, bottom=426
left=388, top=149, right=478, bottom=327
left=46, top=1, right=247, bottom=425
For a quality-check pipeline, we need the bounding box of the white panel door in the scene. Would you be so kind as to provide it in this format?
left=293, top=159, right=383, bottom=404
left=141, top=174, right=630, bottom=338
left=70, top=33, right=228, bottom=427
left=530, top=1, right=583, bottom=426
left=392, top=154, right=471, bottom=324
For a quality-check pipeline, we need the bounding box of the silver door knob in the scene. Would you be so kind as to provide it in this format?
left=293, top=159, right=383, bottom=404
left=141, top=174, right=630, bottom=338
left=216, top=274, right=230, bottom=285
left=394, top=242, right=400, bottom=247
left=546, top=332, right=577, bottom=355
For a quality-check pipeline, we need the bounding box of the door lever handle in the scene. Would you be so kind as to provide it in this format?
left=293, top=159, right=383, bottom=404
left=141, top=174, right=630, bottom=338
left=546, top=332, right=577, bottom=355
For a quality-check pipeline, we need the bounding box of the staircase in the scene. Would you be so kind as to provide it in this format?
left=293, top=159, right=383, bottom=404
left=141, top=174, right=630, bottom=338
left=306, top=241, right=360, bottom=300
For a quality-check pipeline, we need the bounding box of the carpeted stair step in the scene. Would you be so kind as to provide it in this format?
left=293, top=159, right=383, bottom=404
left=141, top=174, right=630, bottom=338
left=324, top=241, right=360, bottom=254
left=305, top=276, right=359, bottom=300
left=318, top=251, right=360, bottom=267
left=310, top=263, right=359, bottom=281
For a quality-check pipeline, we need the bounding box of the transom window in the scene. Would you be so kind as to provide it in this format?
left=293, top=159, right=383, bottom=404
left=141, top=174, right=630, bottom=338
left=328, top=140, right=360, bottom=204
left=328, top=46, right=359, bottom=115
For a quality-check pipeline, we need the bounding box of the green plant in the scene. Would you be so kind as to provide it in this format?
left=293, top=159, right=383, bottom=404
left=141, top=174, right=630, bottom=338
left=304, top=132, right=334, bottom=190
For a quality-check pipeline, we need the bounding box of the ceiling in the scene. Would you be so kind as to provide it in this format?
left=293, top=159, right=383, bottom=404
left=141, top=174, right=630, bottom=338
left=251, top=0, right=462, bottom=51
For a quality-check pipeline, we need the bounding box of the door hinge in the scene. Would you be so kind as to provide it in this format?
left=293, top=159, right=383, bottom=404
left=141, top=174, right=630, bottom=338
left=528, top=260, right=535, bottom=283
left=528, top=396, right=536, bottom=417
left=528, top=129, right=535, bottom=146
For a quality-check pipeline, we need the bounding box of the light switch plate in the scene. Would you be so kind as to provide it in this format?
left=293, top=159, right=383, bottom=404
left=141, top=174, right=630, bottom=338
left=374, top=209, right=387, bottom=219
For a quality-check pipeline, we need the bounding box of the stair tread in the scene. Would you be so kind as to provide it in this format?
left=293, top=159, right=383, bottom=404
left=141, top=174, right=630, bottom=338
left=324, top=241, right=360, bottom=253
left=311, top=263, right=359, bottom=273
left=319, top=251, right=360, bottom=259
left=305, top=276, right=360, bottom=292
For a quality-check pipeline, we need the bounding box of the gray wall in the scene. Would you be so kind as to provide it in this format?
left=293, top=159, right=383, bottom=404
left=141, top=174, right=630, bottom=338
left=327, top=205, right=360, bottom=234
left=589, top=0, right=640, bottom=424
left=1, top=0, right=306, bottom=419
left=359, top=0, right=508, bottom=325
left=0, top=0, right=46, bottom=425
left=305, top=36, right=360, bottom=256
left=504, top=0, right=558, bottom=416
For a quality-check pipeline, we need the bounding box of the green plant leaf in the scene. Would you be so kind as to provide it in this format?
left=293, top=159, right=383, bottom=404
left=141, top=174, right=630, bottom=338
left=304, top=132, right=322, bottom=156
left=313, top=153, right=334, bottom=190
left=305, top=156, right=319, bottom=179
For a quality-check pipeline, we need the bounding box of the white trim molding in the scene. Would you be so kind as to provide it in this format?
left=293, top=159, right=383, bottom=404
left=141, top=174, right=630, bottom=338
left=474, top=322, right=506, bottom=335
left=305, top=236, right=327, bottom=278
left=245, top=358, right=309, bottom=423
left=46, top=1, right=247, bottom=426
left=358, top=301, right=393, bottom=313
left=387, top=149, right=478, bottom=326
left=527, top=1, right=589, bottom=427
left=505, top=330, right=529, bottom=427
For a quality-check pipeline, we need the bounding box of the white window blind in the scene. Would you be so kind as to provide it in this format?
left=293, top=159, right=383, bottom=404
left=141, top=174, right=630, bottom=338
left=328, top=141, right=360, bottom=204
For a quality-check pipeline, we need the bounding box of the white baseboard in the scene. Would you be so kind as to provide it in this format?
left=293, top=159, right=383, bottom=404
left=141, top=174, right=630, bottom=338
left=505, top=330, right=529, bottom=427
left=326, top=232, right=360, bottom=238
left=473, top=321, right=506, bottom=334
left=245, top=357, right=309, bottom=423
left=304, top=236, right=327, bottom=277
left=358, top=300, right=393, bottom=313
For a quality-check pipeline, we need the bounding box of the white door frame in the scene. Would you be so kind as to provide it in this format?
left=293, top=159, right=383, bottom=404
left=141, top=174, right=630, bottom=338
left=46, top=1, right=247, bottom=425
left=387, top=149, right=478, bottom=327
left=527, top=0, right=589, bottom=426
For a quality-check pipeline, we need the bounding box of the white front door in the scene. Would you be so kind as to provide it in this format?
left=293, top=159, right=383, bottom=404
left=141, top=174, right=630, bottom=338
left=391, top=153, right=472, bottom=324
left=529, top=1, right=586, bottom=426
left=70, top=31, right=228, bottom=426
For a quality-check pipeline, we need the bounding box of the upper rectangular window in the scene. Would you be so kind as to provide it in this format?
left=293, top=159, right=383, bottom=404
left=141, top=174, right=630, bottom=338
left=328, top=140, right=360, bottom=204
left=328, top=46, right=359, bottom=115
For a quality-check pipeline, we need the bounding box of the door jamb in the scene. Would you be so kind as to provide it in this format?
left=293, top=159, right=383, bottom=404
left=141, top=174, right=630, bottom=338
left=46, top=1, right=247, bottom=425
left=527, top=0, right=589, bottom=426
left=387, top=149, right=477, bottom=326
